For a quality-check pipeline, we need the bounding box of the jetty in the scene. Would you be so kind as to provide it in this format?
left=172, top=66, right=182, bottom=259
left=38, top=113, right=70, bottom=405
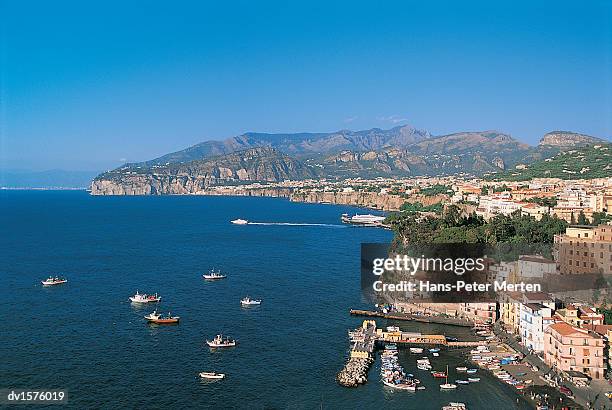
left=349, top=309, right=473, bottom=327
left=336, top=320, right=377, bottom=387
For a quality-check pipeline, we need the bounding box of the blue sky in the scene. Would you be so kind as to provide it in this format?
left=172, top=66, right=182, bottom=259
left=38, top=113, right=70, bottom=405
left=1, top=0, right=611, bottom=170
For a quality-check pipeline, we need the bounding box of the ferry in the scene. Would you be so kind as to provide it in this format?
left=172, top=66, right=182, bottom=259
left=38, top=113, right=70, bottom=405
left=199, top=372, right=225, bottom=380
left=206, top=334, right=236, bottom=348
left=240, top=296, right=262, bottom=306
left=231, top=219, right=248, bottom=225
left=129, top=291, right=161, bottom=303
left=144, top=310, right=180, bottom=324
left=203, top=269, right=227, bottom=280
left=340, top=213, right=386, bottom=225
left=41, top=276, right=67, bottom=286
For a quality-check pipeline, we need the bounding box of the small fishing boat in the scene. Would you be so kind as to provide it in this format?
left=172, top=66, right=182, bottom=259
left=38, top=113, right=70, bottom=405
left=231, top=219, right=248, bottom=225
left=456, top=367, right=468, bottom=372
left=240, top=296, right=262, bottom=306
left=41, top=276, right=67, bottom=286
left=455, top=380, right=469, bottom=385
left=144, top=310, right=180, bottom=324
left=203, top=269, right=227, bottom=280
left=206, top=334, right=236, bottom=348
left=429, top=348, right=440, bottom=353
left=466, top=369, right=478, bottom=374
left=410, top=347, right=424, bottom=354
left=417, top=364, right=432, bottom=370
left=432, top=371, right=447, bottom=378
left=433, top=352, right=440, bottom=357
left=467, top=377, right=480, bottom=382
left=199, top=372, right=225, bottom=380
left=129, top=291, right=161, bottom=303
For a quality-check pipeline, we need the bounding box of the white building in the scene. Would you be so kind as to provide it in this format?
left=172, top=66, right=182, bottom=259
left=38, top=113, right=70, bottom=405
left=519, top=302, right=555, bottom=354
left=517, top=255, right=556, bottom=279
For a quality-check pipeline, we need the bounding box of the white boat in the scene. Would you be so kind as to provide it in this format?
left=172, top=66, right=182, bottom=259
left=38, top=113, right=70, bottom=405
left=439, top=365, right=457, bottom=390
left=432, top=352, right=440, bottom=357
left=466, top=369, right=478, bottom=374
left=231, top=219, right=248, bottom=225
left=467, top=377, right=480, bottom=382
left=41, top=276, right=67, bottom=286
left=206, top=334, right=236, bottom=348
left=240, top=296, right=262, bottom=306
left=410, top=347, right=424, bottom=354
left=341, top=213, right=386, bottom=225
left=203, top=269, right=227, bottom=280
left=129, top=291, right=161, bottom=303
left=455, top=380, right=469, bottom=385
left=456, top=367, right=468, bottom=372
left=199, top=372, right=225, bottom=380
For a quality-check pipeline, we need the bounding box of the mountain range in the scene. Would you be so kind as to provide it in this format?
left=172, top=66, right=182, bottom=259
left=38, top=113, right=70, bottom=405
left=91, top=126, right=610, bottom=194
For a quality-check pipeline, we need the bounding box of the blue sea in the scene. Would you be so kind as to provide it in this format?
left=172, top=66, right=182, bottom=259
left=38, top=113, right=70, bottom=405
left=0, top=191, right=531, bottom=409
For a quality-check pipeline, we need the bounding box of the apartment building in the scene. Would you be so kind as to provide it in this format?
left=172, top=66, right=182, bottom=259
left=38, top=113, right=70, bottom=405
left=555, top=224, right=612, bottom=274
left=544, top=322, right=606, bottom=380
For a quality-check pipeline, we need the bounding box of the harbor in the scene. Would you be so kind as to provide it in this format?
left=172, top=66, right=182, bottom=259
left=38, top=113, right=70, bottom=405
left=350, top=309, right=474, bottom=327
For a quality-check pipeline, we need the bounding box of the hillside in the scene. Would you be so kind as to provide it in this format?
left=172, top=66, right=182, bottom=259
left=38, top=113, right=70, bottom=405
left=91, top=147, right=318, bottom=195
left=486, top=144, right=612, bottom=181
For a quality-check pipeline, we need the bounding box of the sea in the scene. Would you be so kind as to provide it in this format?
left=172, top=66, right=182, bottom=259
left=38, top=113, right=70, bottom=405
left=0, top=191, right=532, bottom=409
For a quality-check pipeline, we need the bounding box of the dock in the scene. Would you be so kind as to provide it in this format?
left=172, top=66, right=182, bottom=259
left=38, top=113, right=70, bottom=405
left=349, top=309, right=474, bottom=327
left=337, top=320, right=490, bottom=387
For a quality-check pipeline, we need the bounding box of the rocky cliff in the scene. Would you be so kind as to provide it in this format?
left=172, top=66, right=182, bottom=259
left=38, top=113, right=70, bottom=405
left=539, top=131, right=605, bottom=148
left=91, top=147, right=318, bottom=195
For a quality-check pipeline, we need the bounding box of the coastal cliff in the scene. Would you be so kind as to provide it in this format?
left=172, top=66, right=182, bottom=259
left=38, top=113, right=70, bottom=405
left=91, top=147, right=318, bottom=195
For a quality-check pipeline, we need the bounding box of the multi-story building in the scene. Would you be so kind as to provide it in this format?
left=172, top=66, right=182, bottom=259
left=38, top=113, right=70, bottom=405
left=544, top=322, right=606, bottom=379
left=519, top=302, right=554, bottom=354
left=556, top=304, right=605, bottom=327
left=555, top=224, right=612, bottom=274
left=459, top=303, right=497, bottom=324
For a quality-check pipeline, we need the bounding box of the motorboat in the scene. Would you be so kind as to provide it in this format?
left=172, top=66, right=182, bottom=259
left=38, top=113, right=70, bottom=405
left=203, top=269, right=227, bottom=280
left=467, top=377, right=480, bottom=382
left=386, top=326, right=400, bottom=332
left=240, top=296, right=262, bottom=306
left=455, top=380, right=469, bottom=385
left=144, top=310, right=180, bottom=324
left=432, top=371, right=447, bottom=378
left=432, top=352, right=440, bottom=357
left=456, top=367, right=468, bottom=372
left=231, top=219, right=248, bottom=225
left=199, top=372, right=225, bottom=380
left=41, top=276, right=67, bottom=286
left=409, top=347, right=424, bottom=354
left=129, top=291, right=161, bottom=303
left=466, top=369, right=478, bottom=374
left=206, top=334, right=236, bottom=348
left=429, top=348, right=440, bottom=353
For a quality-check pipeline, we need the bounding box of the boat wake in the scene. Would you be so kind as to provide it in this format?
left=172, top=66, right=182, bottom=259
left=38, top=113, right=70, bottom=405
left=246, top=222, right=344, bottom=227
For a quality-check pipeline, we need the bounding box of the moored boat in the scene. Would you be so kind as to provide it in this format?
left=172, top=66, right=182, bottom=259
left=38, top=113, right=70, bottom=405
left=199, top=372, right=225, bottom=380
left=409, top=347, right=424, bottom=354
left=456, top=367, right=468, bottom=372
left=467, top=377, right=480, bottom=382
left=439, top=365, right=457, bottom=390
left=206, top=334, right=236, bottom=348
left=442, top=403, right=467, bottom=410
left=41, top=276, right=67, bottom=286
left=432, top=371, right=447, bottom=378
left=144, top=310, right=180, bottom=324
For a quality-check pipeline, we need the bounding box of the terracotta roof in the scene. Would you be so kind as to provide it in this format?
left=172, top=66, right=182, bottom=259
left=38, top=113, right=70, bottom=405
left=548, top=322, right=601, bottom=339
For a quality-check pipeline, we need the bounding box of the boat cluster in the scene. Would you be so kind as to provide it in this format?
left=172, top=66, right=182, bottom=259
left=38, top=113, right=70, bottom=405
left=380, top=345, right=423, bottom=391
left=470, top=346, right=528, bottom=390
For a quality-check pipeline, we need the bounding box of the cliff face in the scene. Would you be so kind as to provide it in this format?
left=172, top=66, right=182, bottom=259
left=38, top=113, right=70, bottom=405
left=539, top=131, right=604, bottom=148
left=91, top=147, right=318, bottom=195
left=289, top=191, right=448, bottom=211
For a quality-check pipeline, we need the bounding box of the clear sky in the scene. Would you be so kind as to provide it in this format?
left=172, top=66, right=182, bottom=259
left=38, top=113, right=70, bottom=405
left=1, top=0, right=611, bottom=171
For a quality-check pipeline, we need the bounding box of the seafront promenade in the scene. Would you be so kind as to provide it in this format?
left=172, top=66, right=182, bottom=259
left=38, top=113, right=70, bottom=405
left=349, top=309, right=474, bottom=327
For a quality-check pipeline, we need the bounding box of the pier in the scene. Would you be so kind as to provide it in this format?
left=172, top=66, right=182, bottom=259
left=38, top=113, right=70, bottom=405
left=337, top=320, right=489, bottom=387
left=349, top=309, right=474, bottom=327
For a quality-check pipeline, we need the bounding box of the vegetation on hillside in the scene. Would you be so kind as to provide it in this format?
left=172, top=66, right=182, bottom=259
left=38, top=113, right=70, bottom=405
left=486, top=144, right=612, bottom=181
